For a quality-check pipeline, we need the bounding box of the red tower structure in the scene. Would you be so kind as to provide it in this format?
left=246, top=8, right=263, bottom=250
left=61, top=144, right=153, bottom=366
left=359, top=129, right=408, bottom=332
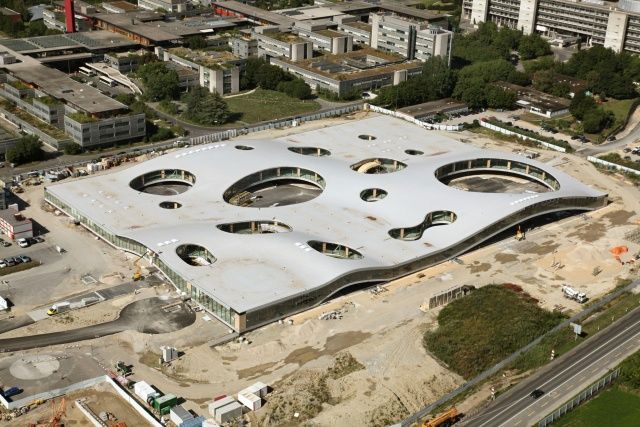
left=64, top=0, right=75, bottom=33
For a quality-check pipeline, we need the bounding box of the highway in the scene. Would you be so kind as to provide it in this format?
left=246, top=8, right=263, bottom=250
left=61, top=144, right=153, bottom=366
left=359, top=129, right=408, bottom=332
left=463, top=306, right=640, bottom=427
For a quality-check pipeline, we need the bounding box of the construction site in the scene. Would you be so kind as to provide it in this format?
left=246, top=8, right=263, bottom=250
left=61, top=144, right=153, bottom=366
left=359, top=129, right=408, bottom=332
left=0, top=110, right=638, bottom=426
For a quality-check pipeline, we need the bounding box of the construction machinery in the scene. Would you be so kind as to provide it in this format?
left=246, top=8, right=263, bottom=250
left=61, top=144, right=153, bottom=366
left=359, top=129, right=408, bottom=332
left=423, top=407, right=459, bottom=427
left=132, top=252, right=144, bottom=281
left=115, top=360, right=132, bottom=376
left=610, top=245, right=629, bottom=265
left=28, top=398, right=65, bottom=427
left=515, top=225, right=525, bottom=241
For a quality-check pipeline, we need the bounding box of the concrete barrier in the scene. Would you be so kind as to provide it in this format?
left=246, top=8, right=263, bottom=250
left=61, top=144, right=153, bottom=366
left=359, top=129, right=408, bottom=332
left=587, top=155, right=640, bottom=176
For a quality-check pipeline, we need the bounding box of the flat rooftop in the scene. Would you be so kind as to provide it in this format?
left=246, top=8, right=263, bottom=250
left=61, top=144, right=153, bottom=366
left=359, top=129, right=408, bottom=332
left=212, top=0, right=295, bottom=26
left=493, top=81, right=570, bottom=112
left=277, top=47, right=417, bottom=80
left=103, top=1, right=139, bottom=12
left=46, top=115, right=603, bottom=316
left=0, top=48, right=127, bottom=114
left=167, top=47, right=237, bottom=69
left=0, top=31, right=137, bottom=55
left=92, top=12, right=241, bottom=42
left=398, top=98, right=468, bottom=118
left=341, top=21, right=372, bottom=32
left=276, top=6, right=347, bottom=21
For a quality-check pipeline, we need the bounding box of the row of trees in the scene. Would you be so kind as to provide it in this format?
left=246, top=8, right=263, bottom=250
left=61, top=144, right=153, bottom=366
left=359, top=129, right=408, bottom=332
left=373, top=57, right=521, bottom=110
left=452, top=22, right=551, bottom=66
left=6, top=135, right=43, bottom=165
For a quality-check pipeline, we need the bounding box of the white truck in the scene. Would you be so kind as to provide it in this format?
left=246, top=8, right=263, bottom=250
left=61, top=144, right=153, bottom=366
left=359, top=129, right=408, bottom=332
left=47, top=301, right=71, bottom=315
left=562, top=285, right=587, bottom=303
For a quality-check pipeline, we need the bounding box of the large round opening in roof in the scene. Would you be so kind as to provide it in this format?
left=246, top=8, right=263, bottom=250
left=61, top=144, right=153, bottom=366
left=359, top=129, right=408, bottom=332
left=351, top=158, right=407, bottom=174
left=358, top=134, right=377, bottom=141
left=434, top=158, right=560, bottom=193
left=224, top=167, right=325, bottom=208
left=405, top=149, right=424, bottom=156
left=308, top=241, right=363, bottom=260
left=360, top=188, right=388, bottom=202
left=235, top=145, right=254, bottom=150
left=176, top=244, right=215, bottom=266
left=288, top=146, right=331, bottom=157
left=130, top=169, right=196, bottom=195
left=217, top=220, right=292, bottom=234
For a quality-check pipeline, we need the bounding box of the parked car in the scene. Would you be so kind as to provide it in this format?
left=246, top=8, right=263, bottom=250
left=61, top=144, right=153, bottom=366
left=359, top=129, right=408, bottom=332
left=608, top=136, right=617, bottom=141
left=1, top=242, right=10, bottom=247
left=32, top=236, right=44, bottom=244
left=11, top=256, right=21, bottom=265
left=16, top=238, right=29, bottom=248
left=4, top=259, right=15, bottom=267
left=624, top=147, right=632, bottom=153
left=19, top=255, right=31, bottom=263
left=0, top=260, right=7, bottom=268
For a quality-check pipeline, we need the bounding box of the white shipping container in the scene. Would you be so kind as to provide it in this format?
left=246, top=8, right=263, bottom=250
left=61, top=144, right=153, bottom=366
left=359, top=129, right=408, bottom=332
left=238, top=391, right=261, bottom=411
left=209, top=396, right=235, bottom=417
left=133, top=381, right=156, bottom=401
left=250, top=382, right=268, bottom=398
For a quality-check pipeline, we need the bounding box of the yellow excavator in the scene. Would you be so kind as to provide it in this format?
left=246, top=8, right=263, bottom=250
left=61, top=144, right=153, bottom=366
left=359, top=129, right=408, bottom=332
left=132, top=252, right=145, bottom=281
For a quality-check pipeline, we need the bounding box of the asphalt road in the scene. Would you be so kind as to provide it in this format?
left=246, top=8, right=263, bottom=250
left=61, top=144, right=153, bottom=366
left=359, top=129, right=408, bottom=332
left=0, top=297, right=195, bottom=352
left=463, top=306, right=640, bottom=427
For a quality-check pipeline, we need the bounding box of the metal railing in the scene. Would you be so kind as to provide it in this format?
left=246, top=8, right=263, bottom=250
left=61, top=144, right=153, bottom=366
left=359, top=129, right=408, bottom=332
left=538, top=368, right=621, bottom=427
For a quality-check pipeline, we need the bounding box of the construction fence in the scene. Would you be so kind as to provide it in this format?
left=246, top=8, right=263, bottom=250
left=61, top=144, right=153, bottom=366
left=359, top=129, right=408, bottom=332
left=537, top=368, right=621, bottom=427
left=189, top=103, right=363, bottom=146
left=479, top=120, right=567, bottom=153
left=367, top=104, right=464, bottom=131
left=428, top=285, right=475, bottom=309
left=587, top=156, right=640, bottom=177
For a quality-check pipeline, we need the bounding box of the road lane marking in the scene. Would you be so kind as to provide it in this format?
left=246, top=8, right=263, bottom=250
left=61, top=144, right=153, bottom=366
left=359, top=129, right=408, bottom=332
left=474, top=317, right=640, bottom=427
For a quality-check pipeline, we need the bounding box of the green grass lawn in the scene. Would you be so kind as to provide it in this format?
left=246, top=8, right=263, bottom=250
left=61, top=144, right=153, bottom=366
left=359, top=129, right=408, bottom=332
left=552, top=387, right=640, bottom=427
left=226, top=89, right=320, bottom=124
left=602, top=98, right=637, bottom=127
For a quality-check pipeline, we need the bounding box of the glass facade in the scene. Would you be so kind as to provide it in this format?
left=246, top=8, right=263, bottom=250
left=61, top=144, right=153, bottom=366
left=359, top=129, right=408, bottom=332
left=44, top=188, right=237, bottom=328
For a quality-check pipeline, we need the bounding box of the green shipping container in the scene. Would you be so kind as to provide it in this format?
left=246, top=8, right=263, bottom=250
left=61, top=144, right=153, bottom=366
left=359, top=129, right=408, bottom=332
left=153, top=394, right=177, bottom=415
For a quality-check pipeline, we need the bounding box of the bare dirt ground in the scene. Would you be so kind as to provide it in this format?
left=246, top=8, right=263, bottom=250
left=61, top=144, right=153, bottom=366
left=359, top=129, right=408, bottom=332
left=1, top=383, right=150, bottom=426
left=4, top=113, right=639, bottom=426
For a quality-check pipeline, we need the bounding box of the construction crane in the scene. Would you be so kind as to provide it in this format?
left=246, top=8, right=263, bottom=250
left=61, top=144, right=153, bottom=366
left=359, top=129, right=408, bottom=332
left=423, top=407, right=459, bottom=427
left=132, top=252, right=145, bottom=281
left=28, top=398, right=65, bottom=427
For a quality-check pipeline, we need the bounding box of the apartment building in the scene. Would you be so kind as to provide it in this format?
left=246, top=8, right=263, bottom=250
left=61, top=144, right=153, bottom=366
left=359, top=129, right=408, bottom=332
left=255, top=27, right=313, bottom=61
left=462, top=0, right=640, bottom=53
left=370, top=13, right=453, bottom=62
left=154, top=47, right=240, bottom=95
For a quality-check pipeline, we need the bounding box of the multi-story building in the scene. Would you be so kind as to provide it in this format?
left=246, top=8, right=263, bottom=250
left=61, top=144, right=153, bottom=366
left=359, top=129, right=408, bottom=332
left=137, top=0, right=188, bottom=13
left=231, top=35, right=258, bottom=58
left=0, top=48, right=146, bottom=149
left=335, top=16, right=372, bottom=45
left=255, top=27, right=313, bottom=61
left=370, top=13, right=453, bottom=62
left=64, top=112, right=146, bottom=147
left=270, top=47, right=423, bottom=97
left=294, top=21, right=354, bottom=55
left=155, top=47, right=240, bottom=95
left=461, top=0, right=640, bottom=53
left=104, top=51, right=145, bottom=73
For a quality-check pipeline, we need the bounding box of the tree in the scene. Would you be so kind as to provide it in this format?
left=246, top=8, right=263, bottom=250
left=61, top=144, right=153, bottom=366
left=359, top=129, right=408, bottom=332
left=582, top=108, right=613, bottom=133
left=255, top=64, right=287, bottom=90
left=569, top=92, right=597, bottom=120
left=485, top=86, right=517, bottom=109
left=518, top=34, right=551, bottom=60
left=137, top=62, right=180, bottom=101
left=277, top=78, right=312, bottom=100
left=454, top=77, right=487, bottom=109
left=63, top=143, right=83, bottom=155
left=6, top=135, right=44, bottom=165
left=115, top=93, right=136, bottom=106
left=183, top=36, right=207, bottom=50
left=183, top=87, right=230, bottom=125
